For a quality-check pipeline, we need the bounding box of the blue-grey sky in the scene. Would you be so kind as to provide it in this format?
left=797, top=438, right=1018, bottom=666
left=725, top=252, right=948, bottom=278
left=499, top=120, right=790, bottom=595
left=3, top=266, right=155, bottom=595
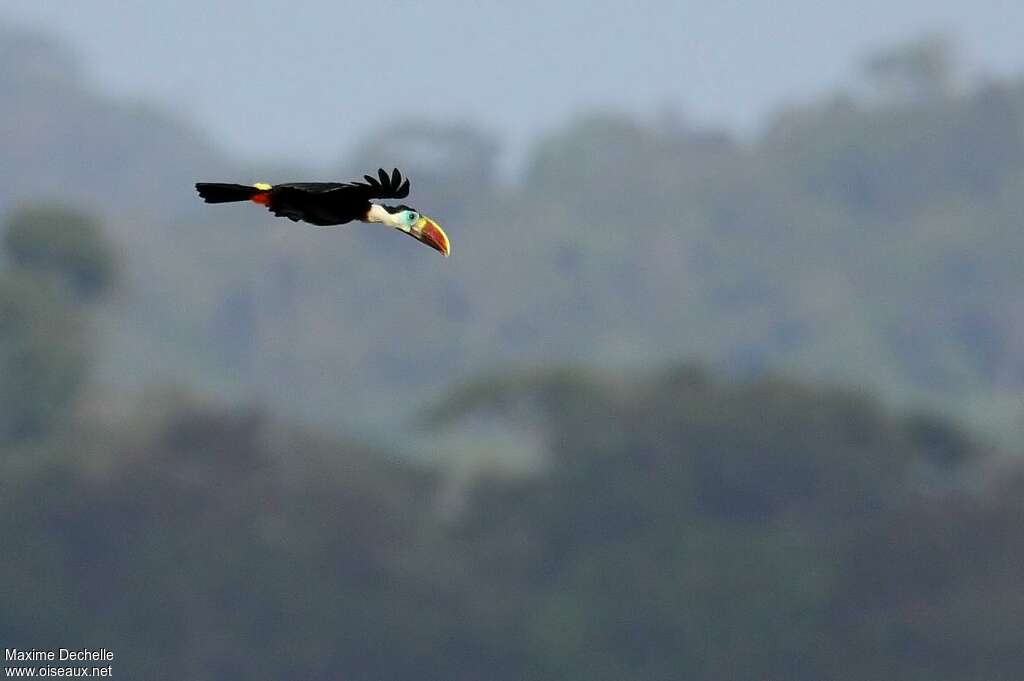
left=3, top=1, right=1023, bottom=169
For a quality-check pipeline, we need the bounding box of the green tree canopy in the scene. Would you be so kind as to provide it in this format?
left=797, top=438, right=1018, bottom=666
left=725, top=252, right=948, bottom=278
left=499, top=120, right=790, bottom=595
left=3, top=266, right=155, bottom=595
left=0, top=205, right=118, bottom=443
left=4, top=205, right=117, bottom=302
left=0, top=273, right=87, bottom=442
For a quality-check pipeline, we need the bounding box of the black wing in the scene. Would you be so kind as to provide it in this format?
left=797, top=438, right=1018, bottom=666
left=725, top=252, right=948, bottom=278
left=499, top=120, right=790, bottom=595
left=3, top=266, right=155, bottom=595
left=266, top=169, right=411, bottom=225
left=275, top=168, right=410, bottom=200
left=271, top=182, right=348, bottom=193
left=346, top=167, right=411, bottom=199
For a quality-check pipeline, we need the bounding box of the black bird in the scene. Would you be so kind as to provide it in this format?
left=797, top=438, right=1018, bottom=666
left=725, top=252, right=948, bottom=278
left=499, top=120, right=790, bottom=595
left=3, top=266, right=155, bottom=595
left=195, top=168, right=450, bottom=256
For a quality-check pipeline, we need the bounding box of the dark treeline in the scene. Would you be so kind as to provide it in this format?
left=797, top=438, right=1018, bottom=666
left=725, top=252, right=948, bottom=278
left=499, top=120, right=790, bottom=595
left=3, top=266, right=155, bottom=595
left=2, top=337, right=1023, bottom=678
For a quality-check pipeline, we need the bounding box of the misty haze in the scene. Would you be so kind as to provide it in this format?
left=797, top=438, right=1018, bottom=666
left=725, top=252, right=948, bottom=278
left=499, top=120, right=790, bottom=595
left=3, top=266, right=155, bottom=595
left=1, top=3, right=1023, bottom=679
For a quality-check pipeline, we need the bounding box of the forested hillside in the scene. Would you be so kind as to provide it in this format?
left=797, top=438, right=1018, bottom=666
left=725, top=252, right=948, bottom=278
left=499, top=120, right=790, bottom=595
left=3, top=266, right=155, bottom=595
left=4, top=24, right=1024, bottom=678
left=3, top=345, right=1021, bottom=679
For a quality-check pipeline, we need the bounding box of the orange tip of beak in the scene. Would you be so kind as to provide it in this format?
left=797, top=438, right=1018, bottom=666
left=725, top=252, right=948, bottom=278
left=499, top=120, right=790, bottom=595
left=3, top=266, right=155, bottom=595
left=419, top=218, right=450, bottom=257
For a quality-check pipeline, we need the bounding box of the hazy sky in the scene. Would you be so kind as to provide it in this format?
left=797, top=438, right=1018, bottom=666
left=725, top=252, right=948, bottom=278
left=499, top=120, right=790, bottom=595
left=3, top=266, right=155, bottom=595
left=3, top=1, right=1023, bottom=169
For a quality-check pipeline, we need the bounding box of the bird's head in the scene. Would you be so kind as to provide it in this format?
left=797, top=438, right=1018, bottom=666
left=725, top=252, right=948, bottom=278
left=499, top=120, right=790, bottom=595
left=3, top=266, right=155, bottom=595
left=389, top=206, right=450, bottom=257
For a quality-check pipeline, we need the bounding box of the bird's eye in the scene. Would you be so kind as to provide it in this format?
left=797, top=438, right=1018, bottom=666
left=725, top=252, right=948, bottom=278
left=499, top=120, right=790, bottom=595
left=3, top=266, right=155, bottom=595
left=407, top=212, right=419, bottom=222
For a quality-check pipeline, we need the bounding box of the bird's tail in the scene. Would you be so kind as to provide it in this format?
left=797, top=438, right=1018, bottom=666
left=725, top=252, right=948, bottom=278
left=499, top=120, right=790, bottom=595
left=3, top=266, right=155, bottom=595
left=195, top=182, right=271, bottom=204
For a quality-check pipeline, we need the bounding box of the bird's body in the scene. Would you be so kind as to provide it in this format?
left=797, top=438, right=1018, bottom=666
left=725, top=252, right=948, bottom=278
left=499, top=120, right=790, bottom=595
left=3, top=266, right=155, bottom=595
left=195, top=168, right=450, bottom=256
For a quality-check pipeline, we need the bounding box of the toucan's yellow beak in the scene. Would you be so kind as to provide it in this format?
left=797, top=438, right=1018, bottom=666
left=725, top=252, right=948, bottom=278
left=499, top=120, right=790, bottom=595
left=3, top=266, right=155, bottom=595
left=413, top=216, right=450, bottom=257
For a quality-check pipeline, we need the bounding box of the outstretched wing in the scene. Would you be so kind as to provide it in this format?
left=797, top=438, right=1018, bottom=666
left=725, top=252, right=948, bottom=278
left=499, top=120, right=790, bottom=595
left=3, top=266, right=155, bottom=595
left=266, top=169, right=411, bottom=225
left=344, top=167, right=411, bottom=200
left=276, top=168, right=410, bottom=200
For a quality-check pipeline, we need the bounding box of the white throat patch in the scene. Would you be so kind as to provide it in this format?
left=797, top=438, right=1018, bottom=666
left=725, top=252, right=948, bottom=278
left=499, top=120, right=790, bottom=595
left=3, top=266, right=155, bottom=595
left=367, top=203, right=397, bottom=226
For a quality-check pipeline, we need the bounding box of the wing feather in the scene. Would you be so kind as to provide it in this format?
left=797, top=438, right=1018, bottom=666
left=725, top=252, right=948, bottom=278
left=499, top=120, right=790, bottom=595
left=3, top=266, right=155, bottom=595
left=342, top=168, right=412, bottom=200
left=273, top=182, right=347, bottom=193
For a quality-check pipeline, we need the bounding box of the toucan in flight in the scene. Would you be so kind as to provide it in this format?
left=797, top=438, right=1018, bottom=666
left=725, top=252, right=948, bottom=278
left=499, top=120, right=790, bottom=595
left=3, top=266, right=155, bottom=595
left=195, top=168, right=450, bottom=256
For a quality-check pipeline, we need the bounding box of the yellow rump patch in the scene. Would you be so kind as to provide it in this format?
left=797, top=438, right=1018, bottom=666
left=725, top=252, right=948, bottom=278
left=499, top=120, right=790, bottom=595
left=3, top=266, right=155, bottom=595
left=253, top=182, right=272, bottom=191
